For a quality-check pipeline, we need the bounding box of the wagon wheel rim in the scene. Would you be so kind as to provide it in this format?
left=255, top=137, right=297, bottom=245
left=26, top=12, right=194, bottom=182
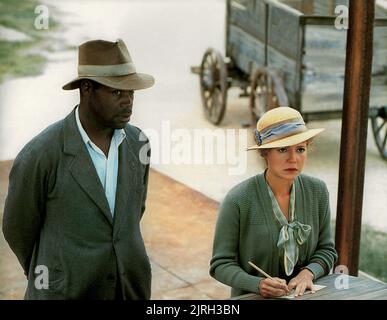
left=200, top=48, right=228, bottom=125
left=371, top=106, right=387, bottom=160
left=249, top=71, right=277, bottom=125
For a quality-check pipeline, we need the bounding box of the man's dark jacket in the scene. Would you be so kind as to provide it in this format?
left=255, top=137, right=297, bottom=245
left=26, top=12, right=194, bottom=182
left=2, top=108, right=151, bottom=300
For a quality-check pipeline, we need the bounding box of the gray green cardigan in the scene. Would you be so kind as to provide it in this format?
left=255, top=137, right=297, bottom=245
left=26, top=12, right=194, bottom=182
left=210, top=173, right=338, bottom=297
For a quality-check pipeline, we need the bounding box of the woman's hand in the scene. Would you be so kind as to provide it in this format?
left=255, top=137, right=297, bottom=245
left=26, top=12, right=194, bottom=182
left=288, top=269, right=315, bottom=297
left=258, top=277, right=289, bottom=298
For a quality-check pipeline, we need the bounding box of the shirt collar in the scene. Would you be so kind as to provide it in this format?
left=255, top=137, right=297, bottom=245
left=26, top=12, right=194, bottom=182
left=75, top=106, right=126, bottom=147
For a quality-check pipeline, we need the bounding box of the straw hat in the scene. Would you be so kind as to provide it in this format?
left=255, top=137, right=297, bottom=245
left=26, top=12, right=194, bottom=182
left=62, top=39, right=154, bottom=90
left=247, top=107, right=324, bottom=150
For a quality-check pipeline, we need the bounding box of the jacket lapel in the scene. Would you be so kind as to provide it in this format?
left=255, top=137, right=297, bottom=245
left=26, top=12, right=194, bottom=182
left=113, top=134, right=139, bottom=231
left=63, top=108, right=113, bottom=226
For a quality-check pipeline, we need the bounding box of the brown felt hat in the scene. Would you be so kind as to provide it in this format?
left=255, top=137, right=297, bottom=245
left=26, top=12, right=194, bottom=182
left=62, top=39, right=155, bottom=91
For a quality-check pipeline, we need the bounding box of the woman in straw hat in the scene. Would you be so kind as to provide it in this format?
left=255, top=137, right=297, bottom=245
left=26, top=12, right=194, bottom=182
left=210, top=107, right=338, bottom=299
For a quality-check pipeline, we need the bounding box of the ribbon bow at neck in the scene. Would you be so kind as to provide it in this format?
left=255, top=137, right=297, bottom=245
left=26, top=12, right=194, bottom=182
left=277, top=221, right=311, bottom=276
left=266, top=181, right=311, bottom=276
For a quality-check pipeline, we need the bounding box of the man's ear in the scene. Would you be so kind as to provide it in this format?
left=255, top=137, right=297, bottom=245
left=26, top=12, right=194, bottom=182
left=80, top=80, right=93, bottom=96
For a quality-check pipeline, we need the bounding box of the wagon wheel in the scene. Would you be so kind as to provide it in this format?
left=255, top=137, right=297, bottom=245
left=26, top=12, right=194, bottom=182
left=249, top=68, right=289, bottom=125
left=370, top=106, right=387, bottom=160
left=199, top=48, right=228, bottom=125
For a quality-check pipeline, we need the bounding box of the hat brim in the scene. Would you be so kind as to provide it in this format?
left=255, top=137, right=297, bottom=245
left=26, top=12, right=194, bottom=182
left=62, top=72, right=155, bottom=91
left=247, top=128, right=324, bottom=151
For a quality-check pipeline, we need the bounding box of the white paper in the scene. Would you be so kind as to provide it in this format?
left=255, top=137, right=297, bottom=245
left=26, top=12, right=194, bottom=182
left=279, top=284, right=326, bottom=299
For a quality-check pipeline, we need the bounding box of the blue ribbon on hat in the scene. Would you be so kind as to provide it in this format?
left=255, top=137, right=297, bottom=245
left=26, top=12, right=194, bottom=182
left=254, top=120, right=306, bottom=146
left=254, top=129, right=263, bottom=146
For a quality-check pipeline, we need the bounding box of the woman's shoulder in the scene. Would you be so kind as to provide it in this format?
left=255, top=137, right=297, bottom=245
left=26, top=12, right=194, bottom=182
left=224, top=173, right=263, bottom=203
left=297, top=173, right=328, bottom=194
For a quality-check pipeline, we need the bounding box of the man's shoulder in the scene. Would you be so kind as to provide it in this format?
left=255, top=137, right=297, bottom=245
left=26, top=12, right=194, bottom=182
left=16, top=119, right=64, bottom=160
left=123, top=123, right=148, bottom=145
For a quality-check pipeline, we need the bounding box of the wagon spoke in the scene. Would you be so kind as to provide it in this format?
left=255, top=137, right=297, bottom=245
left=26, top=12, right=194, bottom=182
left=207, top=52, right=214, bottom=66
left=249, top=69, right=288, bottom=125
left=371, top=106, right=387, bottom=160
left=204, top=91, right=211, bottom=105
left=376, top=119, right=386, bottom=135
left=210, top=89, right=221, bottom=121
left=211, top=91, right=219, bottom=119
left=208, top=94, right=214, bottom=116
left=203, top=61, right=210, bottom=71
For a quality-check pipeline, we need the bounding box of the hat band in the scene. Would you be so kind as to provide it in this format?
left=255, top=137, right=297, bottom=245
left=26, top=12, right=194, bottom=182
left=78, top=62, right=136, bottom=76
left=255, top=119, right=307, bottom=146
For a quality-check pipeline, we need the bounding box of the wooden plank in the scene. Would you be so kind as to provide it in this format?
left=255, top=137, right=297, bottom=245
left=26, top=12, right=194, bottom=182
left=373, top=26, right=387, bottom=64
left=266, top=46, right=298, bottom=106
left=303, top=110, right=344, bottom=122
left=370, top=25, right=387, bottom=107
left=229, top=293, right=260, bottom=300
left=300, top=17, right=387, bottom=26
left=370, top=83, right=387, bottom=107
left=275, top=0, right=348, bottom=16
left=305, top=275, right=386, bottom=300
left=375, top=1, right=387, bottom=18
left=267, top=1, right=302, bottom=60
left=352, top=288, right=387, bottom=300
left=228, top=0, right=266, bottom=41
left=300, top=16, right=337, bottom=26
left=274, top=0, right=387, bottom=19
left=228, top=24, right=266, bottom=74
left=300, top=23, right=387, bottom=113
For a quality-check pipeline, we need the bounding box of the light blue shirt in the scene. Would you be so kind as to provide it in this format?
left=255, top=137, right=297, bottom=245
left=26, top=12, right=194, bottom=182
left=75, top=106, right=126, bottom=216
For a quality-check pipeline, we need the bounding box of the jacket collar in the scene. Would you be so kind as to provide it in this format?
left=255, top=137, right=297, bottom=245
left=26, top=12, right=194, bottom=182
left=62, top=108, right=123, bottom=226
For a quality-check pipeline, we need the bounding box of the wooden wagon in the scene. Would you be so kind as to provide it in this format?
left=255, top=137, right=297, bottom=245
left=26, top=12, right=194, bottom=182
left=192, top=0, right=387, bottom=160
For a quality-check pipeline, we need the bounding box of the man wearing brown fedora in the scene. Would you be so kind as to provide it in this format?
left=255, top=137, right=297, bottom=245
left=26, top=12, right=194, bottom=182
left=3, top=39, right=154, bottom=300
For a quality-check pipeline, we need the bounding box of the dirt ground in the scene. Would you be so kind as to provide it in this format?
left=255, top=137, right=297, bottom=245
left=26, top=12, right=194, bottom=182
left=0, top=160, right=230, bottom=300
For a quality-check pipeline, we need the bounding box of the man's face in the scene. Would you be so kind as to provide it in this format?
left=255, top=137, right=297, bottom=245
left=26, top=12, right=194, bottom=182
left=88, top=84, right=134, bottom=129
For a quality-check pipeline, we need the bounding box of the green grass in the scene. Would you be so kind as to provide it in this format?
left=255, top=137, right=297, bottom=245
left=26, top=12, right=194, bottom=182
left=0, top=0, right=60, bottom=83
left=359, top=225, right=387, bottom=283
left=332, top=221, right=387, bottom=283
left=0, top=40, right=46, bottom=82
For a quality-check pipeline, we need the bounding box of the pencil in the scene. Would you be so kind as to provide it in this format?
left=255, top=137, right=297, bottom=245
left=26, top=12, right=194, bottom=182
left=248, top=261, right=281, bottom=283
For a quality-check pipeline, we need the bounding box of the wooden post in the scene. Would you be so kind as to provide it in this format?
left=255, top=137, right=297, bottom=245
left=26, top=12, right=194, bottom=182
left=335, top=0, right=375, bottom=276
left=301, top=0, right=314, bottom=14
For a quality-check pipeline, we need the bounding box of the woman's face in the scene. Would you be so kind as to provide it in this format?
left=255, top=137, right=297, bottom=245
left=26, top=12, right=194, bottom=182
left=264, top=142, right=308, bottom=181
